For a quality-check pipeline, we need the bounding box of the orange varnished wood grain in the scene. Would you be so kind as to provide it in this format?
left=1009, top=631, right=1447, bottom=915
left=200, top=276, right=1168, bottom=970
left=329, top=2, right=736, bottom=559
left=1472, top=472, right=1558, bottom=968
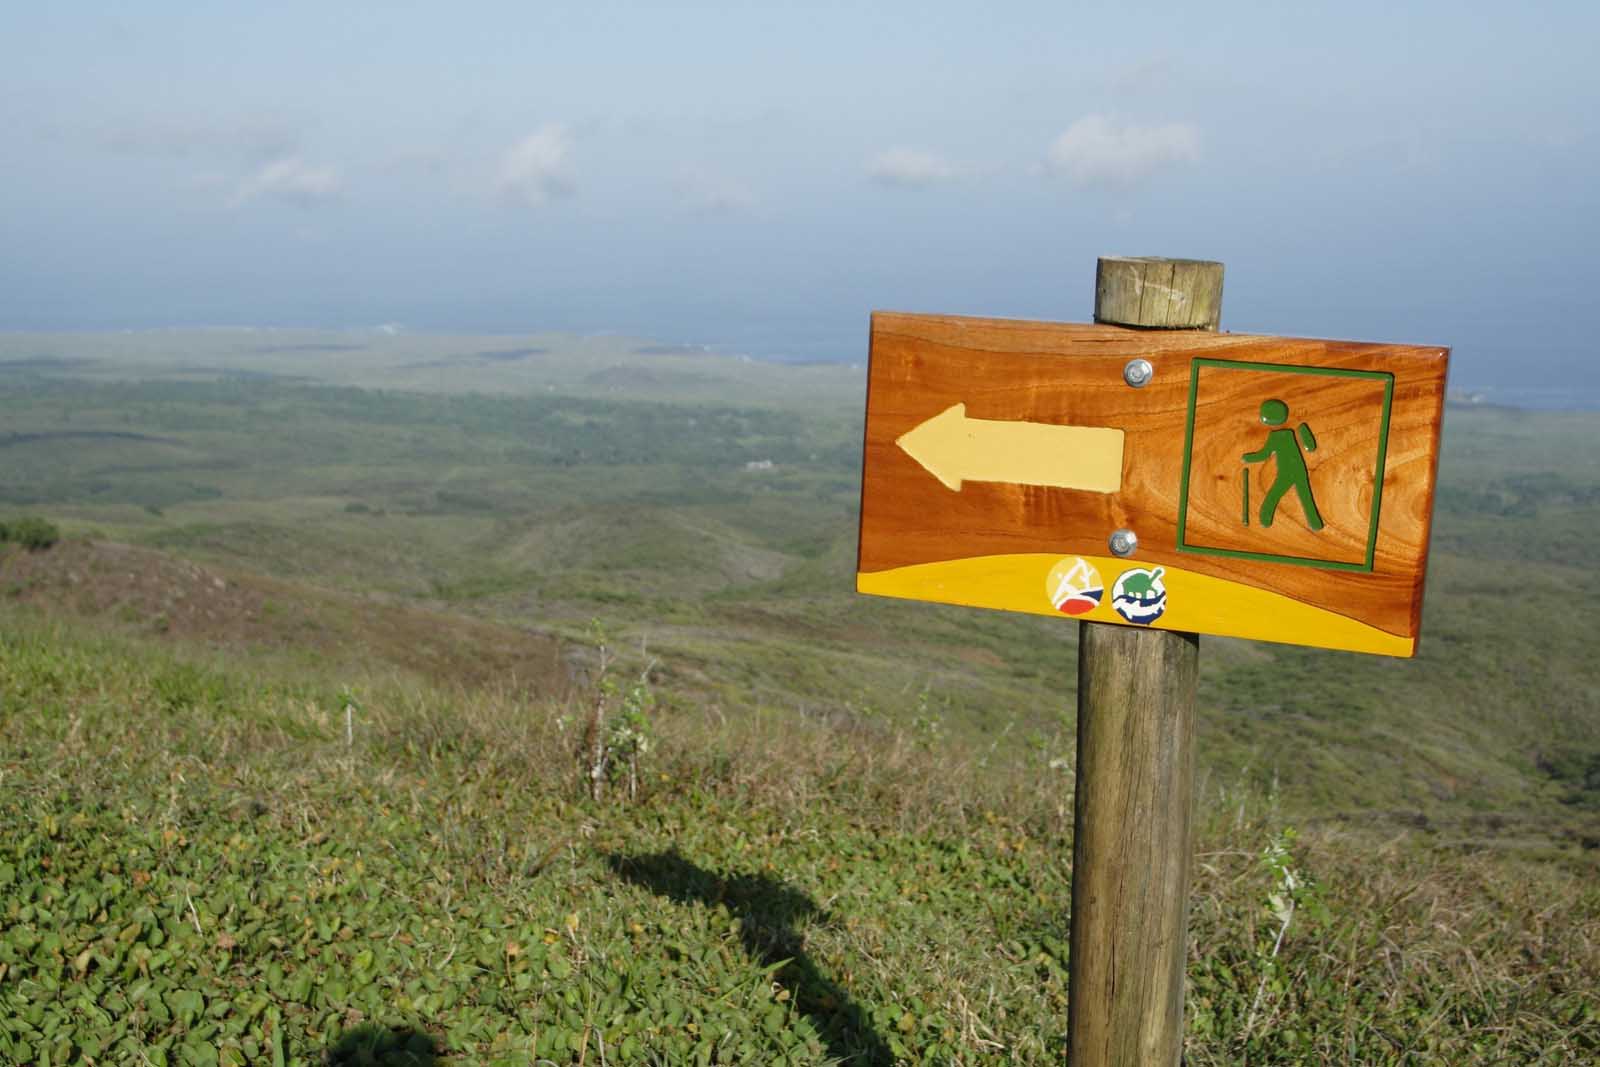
left=858, top=311, right=1450, bottom=639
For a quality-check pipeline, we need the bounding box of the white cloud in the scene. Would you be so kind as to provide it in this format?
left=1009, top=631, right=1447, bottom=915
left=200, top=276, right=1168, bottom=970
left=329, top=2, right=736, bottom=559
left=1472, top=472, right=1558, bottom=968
left=1045, top=116, right=1200, bottom=188
left=866, top=147, right=958, bottom=188
left=228, top=157, right=343, bottom=208
left=677, top=169, right=757, bottom=216
left=495, top=125, right=575, bottom=207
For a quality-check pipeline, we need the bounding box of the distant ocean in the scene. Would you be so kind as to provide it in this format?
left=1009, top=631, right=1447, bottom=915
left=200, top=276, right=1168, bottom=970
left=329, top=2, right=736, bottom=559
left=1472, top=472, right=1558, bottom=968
left=1452, top=386, right=1600, bottom=413
left=8, top=309, right=1597, bottom=413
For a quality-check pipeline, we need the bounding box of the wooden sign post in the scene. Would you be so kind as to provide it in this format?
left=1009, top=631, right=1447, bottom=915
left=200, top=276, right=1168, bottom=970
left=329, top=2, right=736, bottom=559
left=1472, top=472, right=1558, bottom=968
left=1069, top=258, right=1218, bottom=1067
left=854, top=256, right=1449, bottom=1064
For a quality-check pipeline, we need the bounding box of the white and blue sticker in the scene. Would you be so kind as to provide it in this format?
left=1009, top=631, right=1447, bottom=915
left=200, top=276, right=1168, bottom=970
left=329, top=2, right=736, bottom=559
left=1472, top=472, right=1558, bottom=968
left=1112, top=566, right=1168, bottom=625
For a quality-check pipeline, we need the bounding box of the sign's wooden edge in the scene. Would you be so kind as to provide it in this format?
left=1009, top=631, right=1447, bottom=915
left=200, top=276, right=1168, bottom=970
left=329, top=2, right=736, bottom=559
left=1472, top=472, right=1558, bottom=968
left=1407, top=353, right=1451, bottom=646
left=870, top=308, right=1450, bottom=360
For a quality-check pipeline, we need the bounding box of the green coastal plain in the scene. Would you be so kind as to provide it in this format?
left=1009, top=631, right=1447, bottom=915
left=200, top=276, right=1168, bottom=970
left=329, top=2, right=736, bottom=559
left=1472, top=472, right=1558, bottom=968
left=0, top=329, right=1596, bottom=1065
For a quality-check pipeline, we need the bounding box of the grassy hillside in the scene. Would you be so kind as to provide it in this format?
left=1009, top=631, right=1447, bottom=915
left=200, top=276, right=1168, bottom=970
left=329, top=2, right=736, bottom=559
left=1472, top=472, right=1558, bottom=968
left=0, top=331, right=1598, bottom=1062
left=0, top=612, right=1595, bottom=1065
left=1, top=333, right=1596, bottom=849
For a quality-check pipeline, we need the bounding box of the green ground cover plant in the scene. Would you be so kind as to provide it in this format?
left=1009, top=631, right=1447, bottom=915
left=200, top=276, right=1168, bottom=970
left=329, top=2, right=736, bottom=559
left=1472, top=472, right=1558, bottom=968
left=0, top=614, right=1595, bottom=1064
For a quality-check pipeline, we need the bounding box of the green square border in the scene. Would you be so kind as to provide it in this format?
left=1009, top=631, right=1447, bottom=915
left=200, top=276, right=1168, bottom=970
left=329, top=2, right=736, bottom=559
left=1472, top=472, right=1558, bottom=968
left=1176, top=358, right=1395, bottom=573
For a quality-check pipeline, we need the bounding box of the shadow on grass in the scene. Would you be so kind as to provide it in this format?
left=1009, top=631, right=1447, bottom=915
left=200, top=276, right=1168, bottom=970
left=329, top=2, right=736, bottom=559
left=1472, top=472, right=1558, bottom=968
left=608, top=849, right=893, bottom=1066
left=325, top=1024, right=439, bottom=1066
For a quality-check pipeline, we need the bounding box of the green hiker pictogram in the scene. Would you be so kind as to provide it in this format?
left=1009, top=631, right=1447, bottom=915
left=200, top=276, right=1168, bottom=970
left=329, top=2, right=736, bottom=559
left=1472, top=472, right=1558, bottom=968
left=1241, top=398, right=1324, bottom=530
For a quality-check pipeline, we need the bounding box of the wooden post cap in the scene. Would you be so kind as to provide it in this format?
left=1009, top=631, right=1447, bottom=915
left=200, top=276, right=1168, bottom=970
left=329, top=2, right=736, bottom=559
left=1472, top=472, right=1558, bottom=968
left=1094, top=256, right=1224, bottom=331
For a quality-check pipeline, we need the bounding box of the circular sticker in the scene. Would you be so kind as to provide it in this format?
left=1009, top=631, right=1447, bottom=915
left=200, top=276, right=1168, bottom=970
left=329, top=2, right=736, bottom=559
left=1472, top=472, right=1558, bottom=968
left=1112, top=566, right=1168, bottom=625
left=1046, top=557, right=1104, bottom=616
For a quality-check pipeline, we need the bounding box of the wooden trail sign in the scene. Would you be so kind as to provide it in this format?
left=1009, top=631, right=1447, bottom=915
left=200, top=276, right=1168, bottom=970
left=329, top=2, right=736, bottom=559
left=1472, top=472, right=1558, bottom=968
left=856, top=312, right=1450, bottom=655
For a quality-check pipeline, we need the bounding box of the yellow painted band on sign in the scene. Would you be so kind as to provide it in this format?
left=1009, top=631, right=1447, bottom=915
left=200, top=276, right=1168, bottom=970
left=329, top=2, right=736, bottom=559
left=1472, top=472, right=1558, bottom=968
left=857, top=553, right=1415, bottom=657
left=895, top=403, right=1125, bottom=493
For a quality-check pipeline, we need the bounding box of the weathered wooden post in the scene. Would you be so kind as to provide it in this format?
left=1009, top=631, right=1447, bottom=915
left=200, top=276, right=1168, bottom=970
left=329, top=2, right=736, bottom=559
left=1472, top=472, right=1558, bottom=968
left=1068, top=256, right=1222, bottom=1067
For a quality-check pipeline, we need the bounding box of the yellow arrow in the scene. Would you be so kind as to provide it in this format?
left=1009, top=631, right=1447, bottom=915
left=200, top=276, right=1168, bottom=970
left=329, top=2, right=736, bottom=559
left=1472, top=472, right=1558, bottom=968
left=895, top=403, right=1124, bottom=493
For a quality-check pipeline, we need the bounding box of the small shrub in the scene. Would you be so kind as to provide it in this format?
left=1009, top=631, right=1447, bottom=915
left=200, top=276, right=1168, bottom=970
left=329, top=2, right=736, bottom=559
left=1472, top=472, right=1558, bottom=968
left=0, top=515, right=61, bottom=550
left=579, top=620, right=657, bottom=802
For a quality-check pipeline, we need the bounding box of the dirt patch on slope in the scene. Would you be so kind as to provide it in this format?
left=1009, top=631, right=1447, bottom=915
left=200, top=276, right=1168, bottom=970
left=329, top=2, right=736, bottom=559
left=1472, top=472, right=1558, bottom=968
left=0, top=539, right=569, bottom=694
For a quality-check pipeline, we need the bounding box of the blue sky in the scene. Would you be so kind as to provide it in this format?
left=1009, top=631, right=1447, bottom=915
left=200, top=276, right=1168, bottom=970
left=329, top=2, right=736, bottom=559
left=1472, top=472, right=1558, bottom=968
left=3, top=2, right=1596, bottom=391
